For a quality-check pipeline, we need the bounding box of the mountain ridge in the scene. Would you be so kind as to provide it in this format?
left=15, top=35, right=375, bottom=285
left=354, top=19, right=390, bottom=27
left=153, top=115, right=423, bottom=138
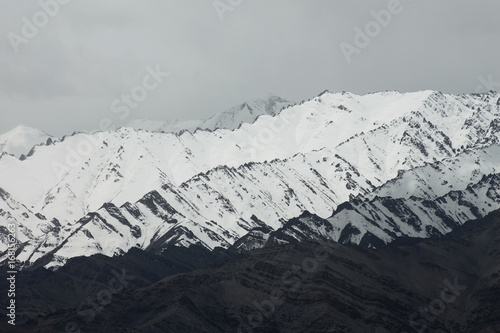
left=1, top=90, right=499, bottom=269
left=126, top=94, right=293, bottom=133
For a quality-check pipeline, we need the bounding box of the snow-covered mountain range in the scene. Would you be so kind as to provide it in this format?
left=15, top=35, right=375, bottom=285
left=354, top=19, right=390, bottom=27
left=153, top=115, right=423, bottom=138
left=1, top=90, right=499, bottom=269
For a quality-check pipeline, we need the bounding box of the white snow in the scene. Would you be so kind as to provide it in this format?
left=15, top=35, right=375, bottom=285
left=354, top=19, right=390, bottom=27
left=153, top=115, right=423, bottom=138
left=0, top=125, right=53, bottom=158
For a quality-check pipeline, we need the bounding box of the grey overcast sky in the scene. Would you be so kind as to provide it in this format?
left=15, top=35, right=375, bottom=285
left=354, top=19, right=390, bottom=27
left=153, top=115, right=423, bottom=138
left=0, top=0, right=499, bottom=136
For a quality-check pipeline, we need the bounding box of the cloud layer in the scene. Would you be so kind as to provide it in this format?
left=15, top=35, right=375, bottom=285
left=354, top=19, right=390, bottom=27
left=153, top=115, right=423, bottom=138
left=0, top=0, right=499, bottom=135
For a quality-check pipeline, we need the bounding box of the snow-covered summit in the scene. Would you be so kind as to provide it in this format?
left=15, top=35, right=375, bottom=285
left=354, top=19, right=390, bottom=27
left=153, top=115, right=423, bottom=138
left=0, top=125, right=53, bottom=158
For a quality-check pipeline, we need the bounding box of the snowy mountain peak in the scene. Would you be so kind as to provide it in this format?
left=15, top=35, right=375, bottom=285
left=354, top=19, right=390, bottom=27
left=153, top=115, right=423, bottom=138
left=0, top=124, right=53, bottom=158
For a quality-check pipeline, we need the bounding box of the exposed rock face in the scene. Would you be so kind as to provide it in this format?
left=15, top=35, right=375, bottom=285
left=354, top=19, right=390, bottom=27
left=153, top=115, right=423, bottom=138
left=3, top=210, right=500, bottom=332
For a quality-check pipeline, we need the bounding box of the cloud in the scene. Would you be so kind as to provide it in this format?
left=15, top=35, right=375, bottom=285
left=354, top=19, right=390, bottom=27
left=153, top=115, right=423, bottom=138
left=0, top=0, right=498, bottom=136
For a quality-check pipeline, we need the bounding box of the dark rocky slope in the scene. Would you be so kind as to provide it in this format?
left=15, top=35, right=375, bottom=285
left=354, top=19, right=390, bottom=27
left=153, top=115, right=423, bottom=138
left=3, top=210, right=500, bottom=332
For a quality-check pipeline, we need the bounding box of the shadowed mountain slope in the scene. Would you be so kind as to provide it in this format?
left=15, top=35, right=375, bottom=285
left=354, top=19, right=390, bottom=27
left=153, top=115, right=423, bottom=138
left=3, top=209, right=500, bottom=332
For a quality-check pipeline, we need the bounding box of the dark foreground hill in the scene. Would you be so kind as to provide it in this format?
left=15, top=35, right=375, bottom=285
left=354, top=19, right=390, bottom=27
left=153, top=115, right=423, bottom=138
left=3, top=210, right=500, bottom=332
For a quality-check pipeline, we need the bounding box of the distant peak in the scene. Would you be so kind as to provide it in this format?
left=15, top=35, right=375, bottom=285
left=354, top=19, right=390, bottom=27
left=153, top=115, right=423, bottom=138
left=1, top=124, right=52, bottom=137
left=9, top=124, right=36, bottom=133
left=0, top=124, right=53, bottom=158
left=253, top=93, right=292, bottom=103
